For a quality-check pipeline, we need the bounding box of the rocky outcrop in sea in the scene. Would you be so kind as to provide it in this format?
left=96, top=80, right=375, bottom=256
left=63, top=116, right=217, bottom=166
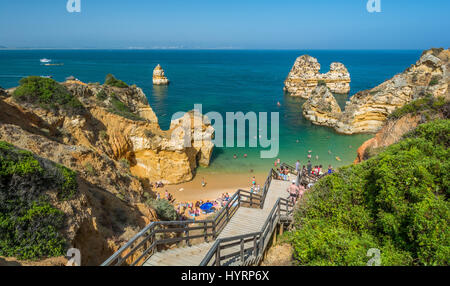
left=284, top=55, right=350, bottom=98
left=153, top=64, right=170, bottom=85
left=302, top=48, right=450, bottom=134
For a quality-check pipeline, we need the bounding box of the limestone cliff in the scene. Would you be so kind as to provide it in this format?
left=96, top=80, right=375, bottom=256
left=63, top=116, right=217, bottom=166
left=284, top=55, right=350, bottom=98
left=153, top=64, right=170, bottom=85
left=302, top=85, right=341, bottom=126
left=302, top=48, right=450, bottom=134
left=0, top=76, right=214, bottom=265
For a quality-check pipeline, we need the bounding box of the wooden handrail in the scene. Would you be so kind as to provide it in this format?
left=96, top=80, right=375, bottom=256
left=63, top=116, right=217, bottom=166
left=199, top=197, right=294, bottom=266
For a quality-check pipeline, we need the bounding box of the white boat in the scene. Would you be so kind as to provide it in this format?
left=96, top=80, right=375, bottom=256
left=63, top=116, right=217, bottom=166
left=40, top=58, right=52, bottom=63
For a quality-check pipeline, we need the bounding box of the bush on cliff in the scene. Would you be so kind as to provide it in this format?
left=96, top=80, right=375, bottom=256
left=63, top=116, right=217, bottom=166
left=108, top=93, right=143, bottom=121
left=0, top=141, right=78, bottom=260
left=287, top=120, right=450, bottom=266
left=104, top=74, right=129, bottom=88
left=146, top=198, right=177, bottom=221
left=388, top=95, right=449, bottom=120
left=13, top=76, right=84, bottom=113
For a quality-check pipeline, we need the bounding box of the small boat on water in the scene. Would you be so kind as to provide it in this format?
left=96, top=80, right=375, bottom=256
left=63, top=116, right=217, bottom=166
left=40, top=75, right=53, bottom=79
left=40, top=58, right=51, bottom=63
left=44, top=63, right=64, bottom=66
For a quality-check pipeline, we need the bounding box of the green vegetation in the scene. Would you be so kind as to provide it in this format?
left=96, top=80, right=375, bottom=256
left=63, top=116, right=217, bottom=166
left=317, top=80, right=326, bottom=86
left=388, top=95, right=449, bottom=120
left=429, top=75, right=441, bottom=86
left=119, top=158, right=130, bottom=169
left=96, top=89, right=108, bottom=101
left=0, top=141, right=78, bottom=259
left=13, top=76, right=84, bottom=113
left=287, top=120, right=450, bottom=266
left=108, top=93, right=143, bottom=121
left=146, top=199, right=177, bottom=221
left=104, top=74, right=129, bottom=88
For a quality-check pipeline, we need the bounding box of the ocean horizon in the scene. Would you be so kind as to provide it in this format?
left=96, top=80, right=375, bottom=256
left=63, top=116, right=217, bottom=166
left=0, top=49, right=422, bottom=174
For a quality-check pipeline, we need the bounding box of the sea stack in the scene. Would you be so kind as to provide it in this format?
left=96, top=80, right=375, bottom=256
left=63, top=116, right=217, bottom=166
left=153, top=64, right=170, bottom=85
left=301, top=48, right=449, bottom=134
left=284, top=55, right=350, bottom=98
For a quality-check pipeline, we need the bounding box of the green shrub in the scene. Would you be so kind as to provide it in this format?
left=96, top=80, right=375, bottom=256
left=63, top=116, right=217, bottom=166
left=108, top=93, right=143, bottom=121
left=429, top=75, right=441, bottom=86
left=119, top=158, right=130, bottom=169
left=317, top=80, right=326, bottom=86
left=146, top=198, right=177, bottom=221
left=96, top=89, right=108, bottom=101
left=288, top=120, right=450, bottom=266
left=13, top=76, right=84, bottom=113
left=388, top=96, right=448, bottom=120
left=0, top=141, right=78, bottom=259
left=104, top=74, right=128, bottom=88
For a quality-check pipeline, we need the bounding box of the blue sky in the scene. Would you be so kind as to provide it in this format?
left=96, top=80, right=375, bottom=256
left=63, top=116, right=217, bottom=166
left=0, top=0, right=448, bottom=49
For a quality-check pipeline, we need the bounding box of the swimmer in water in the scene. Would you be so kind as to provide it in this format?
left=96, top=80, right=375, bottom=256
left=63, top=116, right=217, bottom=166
left=277, top=101, right=281, bottom=107
left=316, top=155, right=319, bottom=160
left=244, top=154, right=248, bottom=158
left=233, top=154, right=237, bottom=159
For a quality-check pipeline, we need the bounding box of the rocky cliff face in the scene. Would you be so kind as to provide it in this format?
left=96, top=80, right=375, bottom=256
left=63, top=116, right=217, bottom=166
left=284, top=55, right=350, bottom=98
left=302, top=85, right=341, bottom=126
left=0, top=77, right=214, bottom=265
left=153, top=64, right=170, bottom=85
left=302, top=48, right=450, bottom=134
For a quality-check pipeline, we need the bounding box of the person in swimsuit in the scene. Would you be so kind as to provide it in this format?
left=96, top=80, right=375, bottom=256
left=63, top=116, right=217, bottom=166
left=287, top=180, right=300, bottom=204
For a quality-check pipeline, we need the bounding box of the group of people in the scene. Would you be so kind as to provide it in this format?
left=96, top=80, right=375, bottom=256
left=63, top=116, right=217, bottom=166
left=287, top=180, right=306, bottom=205
left=175, top=192, right=232, bottom=220
left=155, top=190, right=173, bottom=202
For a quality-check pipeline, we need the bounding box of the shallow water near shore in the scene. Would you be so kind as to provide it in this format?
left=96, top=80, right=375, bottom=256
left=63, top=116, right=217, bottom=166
left=0, top=49, right=421, bottom=176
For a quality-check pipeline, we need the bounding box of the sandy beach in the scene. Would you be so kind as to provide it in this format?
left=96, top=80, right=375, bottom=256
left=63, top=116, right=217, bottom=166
left=157, top=171, right=269, bottom=203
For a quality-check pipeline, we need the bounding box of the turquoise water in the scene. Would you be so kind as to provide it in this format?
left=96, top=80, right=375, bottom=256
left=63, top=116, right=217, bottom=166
left=0, top=50, right=421, bottom=173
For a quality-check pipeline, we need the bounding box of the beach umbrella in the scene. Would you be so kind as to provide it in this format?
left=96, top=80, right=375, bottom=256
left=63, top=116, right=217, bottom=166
left=200, top=202, right=213, bottom=212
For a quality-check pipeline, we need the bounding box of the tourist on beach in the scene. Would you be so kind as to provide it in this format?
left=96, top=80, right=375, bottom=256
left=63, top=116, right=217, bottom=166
left=319, top=165, right=323, bottom=175
left=295, top=160, right=300, bottom=172
left=252, top=176, right=256, bottom=187
left=164, top=190, right=169, bottom=200
left=328, top=165, right=333, bottom=174
left=201, top=177, right=206, bottom=188
left=277, top=158, right=281, bottom=165
left=156, top=192, right=161, bottom=200
left=307, top=161, right=312, bottom=174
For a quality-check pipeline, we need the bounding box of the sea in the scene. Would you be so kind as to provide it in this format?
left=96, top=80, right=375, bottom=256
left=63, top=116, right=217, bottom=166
left=0, top=49, right=422, bottom=175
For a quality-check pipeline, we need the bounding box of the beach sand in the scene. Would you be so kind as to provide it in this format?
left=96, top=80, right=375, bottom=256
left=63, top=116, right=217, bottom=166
left=157, top=171, right=269, bottom=203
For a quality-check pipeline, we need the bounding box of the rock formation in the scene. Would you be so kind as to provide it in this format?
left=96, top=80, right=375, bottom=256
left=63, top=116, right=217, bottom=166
left=284, top=55, right=350, bottom=98
left=302, top=48, right=450, bottom=134
left=152, top=64, right=170, bottom=85
left=0, top=75, right=215, bottom=265
left=302, top=84, right=341, bottom=126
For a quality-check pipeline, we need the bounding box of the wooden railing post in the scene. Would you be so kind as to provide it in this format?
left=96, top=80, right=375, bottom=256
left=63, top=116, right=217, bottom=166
left=253, top=236, right=258, bottom=257
left=215, top=246, right=221, bottom=266
left=240, top=238, right=245, bottom=262
left=204, top=221, right=208, bottom=242
left=212, top=220, right=216, bottom=239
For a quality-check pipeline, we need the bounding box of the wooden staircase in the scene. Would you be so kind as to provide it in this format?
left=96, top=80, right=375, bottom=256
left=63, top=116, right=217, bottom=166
left=102, top=164, right=300, bottom=267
